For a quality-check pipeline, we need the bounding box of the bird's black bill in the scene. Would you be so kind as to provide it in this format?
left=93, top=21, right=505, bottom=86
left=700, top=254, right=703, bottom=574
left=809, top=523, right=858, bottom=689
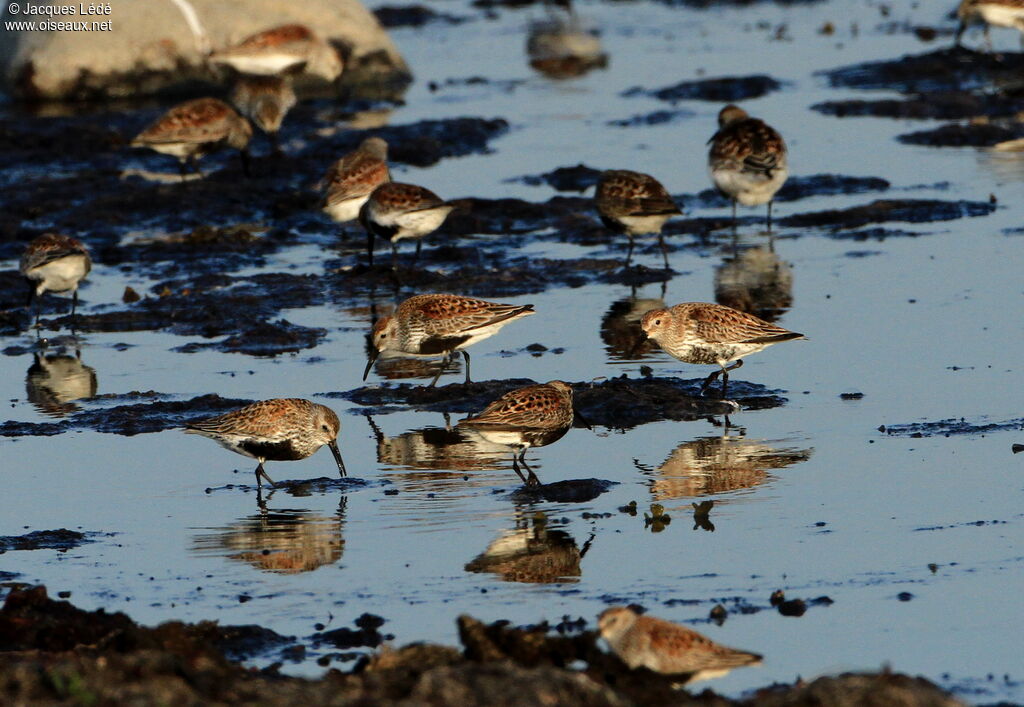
left=574, top=409, right=594, bottom=430
left=362, top=352, right=378, bottom=381
left=329, top=440, right=347, bottom=477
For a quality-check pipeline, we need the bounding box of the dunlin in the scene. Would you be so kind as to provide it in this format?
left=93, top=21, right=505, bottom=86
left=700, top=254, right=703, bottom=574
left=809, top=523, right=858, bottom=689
left=185, top=398, right=346, bottom=490
left=231, top=75, right=297, bottom=153
left=131, top=97, right=252, bottom=179
left=209, top=24, right=343, bottom=81
left=458, top=380, right=574, bottom=486
left=322, top=137, right=391, bottom=226
left=20, top=233, right=92, bottom=326
left=955, top=0, right=1024, bottom=48
left=364, top=294, right=535, bottom=386
left=596, top=169, right=682, bottom=269
left=359, top=182, right=456, bottom=268
left=598, top=606, right=761, bottom=682
left=641, top=302, right=803, bottom=397
left=708, top=105, right=788, bottom=230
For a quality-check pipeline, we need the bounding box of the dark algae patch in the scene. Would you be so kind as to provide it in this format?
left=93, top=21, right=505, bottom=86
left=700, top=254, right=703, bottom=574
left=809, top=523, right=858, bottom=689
left=778, top=199, right=995, bottom=230
left=0, top=586, right=970, bottom=706
left=879, top=416, right=1024, bottom=438
left=622, top=74, right=784, bottom=103
left=819, top=48, right=1024, bottom=94
left=0, top=529, right=92, bottom=552
left=0, top=393, right=253, bottom=437
left=342, top=375, right=783, bottom=426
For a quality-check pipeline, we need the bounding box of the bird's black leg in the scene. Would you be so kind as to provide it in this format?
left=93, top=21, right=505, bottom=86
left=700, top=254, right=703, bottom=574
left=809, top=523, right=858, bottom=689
left=414, top=239, right=422, bottom=264
left=462, top=350, right=471, bottom=384
left=178, top=159, right=189, bottom=183
left=510, top=453, right=530, bottom=485
left=391, top=241, right=399, bottom=271
left=699, top=369, right=723, bottom=397
left=518, top=451, right=541, bottom=487
left=428, top=358, right=446, bottom=387
left=624, top=234, right=635, bottom=268
left=766, top=200, right=774, bottom=233
left=255, top=462, right=276, bottom=490
left=366, top=231, right=375, bottom=267
left=658, top=233, right=669, bottom=270
left=719, top=360, right=744, bottom=398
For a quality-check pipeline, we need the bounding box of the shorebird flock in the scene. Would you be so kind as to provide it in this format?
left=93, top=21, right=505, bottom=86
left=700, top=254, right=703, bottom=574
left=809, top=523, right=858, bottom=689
left=18, top=18, right=809, bottom=503
left=17, top=2, right=1012, bottom=686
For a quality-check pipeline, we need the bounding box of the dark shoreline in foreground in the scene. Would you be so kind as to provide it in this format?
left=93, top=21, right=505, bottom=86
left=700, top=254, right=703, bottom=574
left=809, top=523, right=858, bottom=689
left=0, top=584, right=981, bottom=706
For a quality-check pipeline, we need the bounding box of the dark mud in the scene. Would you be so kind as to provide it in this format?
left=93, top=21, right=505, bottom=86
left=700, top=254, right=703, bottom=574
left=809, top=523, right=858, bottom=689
left=777, top=199, right=995, bottom=230
left=0, top=393, right=253, bottom=438
left=205, top=477, right=374, bottom=496
left=622, top=74, right=784, bottom=103
left=0, top=103, right=998, bottom=355
left=510, top=478, right=618, bottom=504
left=373, top=4, right=469, bottom=28
left=898, top=121, right=1024, bottom=148
left=311, top=613, right=394, bottom=650
left=820, top=48, right=1024, bottom=94
left=813, top=92, right=1024, bottom=121
left=340, top=376, right=782, bottom=427
left=474, top=0, right=823, bottom=6
left=0, top=529, right=94, bottom=552
left=819, top=47, right=1024, bottom=150
left=878, top=416, right=1024, bottom=438
left=0, top=585, right=968, bottom=707
left=508, top=164, right=604, bottom=192
left=608, top=108, right=696, bottom=128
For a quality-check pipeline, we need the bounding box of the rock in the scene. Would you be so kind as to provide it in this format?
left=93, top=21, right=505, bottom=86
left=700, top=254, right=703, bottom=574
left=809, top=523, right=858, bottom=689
left=1, top=0, right=411, bottom=102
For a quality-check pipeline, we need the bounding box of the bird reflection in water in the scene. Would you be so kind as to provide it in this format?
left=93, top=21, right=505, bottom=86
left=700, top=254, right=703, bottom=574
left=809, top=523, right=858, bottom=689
left=600, top=284, right=666, bottom=360
left=465, top=510, right=594, bottom=583
left=714, top=245, right=793, bottom=323
left=191, top=497, right=346, bottom=574
left=25, top=347, right=97, bottom=417
left=637, top=418, right=812, bottom=502
left=458, top=381, right=576, bottom=487
left=526, top=0, right=608, bottom=79
left=366, top=414, right=508, bottom=474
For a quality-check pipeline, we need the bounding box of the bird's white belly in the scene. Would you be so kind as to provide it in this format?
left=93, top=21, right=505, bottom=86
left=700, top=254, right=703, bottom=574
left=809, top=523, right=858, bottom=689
left=30, top=256, right=89, bottom=293
left=465, top=427, right=530, bottom=449
left=145, top=141, right=201, bottom=159
left=711, top=167, right=788, bottom=206
left=618, top=213, right=673, bottom=235
left=324, top=195, right=369, bottom=223
left=214, top=54, right=305, bottom=75
left=978, top=4, right=1024, bottom=28
left=389, top=206, right=455, bottom=241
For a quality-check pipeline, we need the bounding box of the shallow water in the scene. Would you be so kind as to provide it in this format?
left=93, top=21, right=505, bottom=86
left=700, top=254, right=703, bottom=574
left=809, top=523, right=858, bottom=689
left=3, top=0, right=1024, bottom=702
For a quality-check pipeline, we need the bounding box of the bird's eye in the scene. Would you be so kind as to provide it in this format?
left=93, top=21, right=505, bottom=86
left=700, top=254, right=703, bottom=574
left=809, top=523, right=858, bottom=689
left=654, top=319, right=661, bottom=326
left=321, top=425, right=330, bottom=432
